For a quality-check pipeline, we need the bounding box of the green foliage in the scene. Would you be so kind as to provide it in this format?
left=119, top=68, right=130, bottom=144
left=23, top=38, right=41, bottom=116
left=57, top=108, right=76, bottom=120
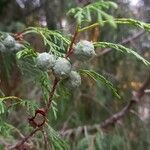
left=0, top=97, right=17, bottom=138
left=67, top=1, right=117, bottom=27
left=79, top=18, right=150, bottom=33
left=0, top=96, right=38, bottom=115
left=0, top=89, right=5, bottom=97
left=37, top=72, right=51, bottom=101
left=114, top=18, right=150, bottom=32
left=0, top=122, right=14, bottom=138
left=0, top=96, right=38, bottom=144
left=77, top=132, right=125, bottom=150
left=79, top=70, right=120, bottom=99
left=16, top=48, right=41, bottom=79
left=24, top=27, right=70, bottom=56
left=46, top=125, right=69, bottom=150
left=0, top=96, right=19, bottom=118
left=0, top=100, right=6, bottom=115
left=51, top=101, right=58, bottom=119
left=17, top=48, right=48, bottom=91
left=16, top=47, right=37, bottom=59
left=19, top=100, right=39, bottom=115
left=94, top=42, right=150, bottom=66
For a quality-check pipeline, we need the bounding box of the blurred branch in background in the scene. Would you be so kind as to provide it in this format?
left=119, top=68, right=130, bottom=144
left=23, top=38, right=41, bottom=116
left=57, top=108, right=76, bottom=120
left=61, top=72, right=150, bottom=138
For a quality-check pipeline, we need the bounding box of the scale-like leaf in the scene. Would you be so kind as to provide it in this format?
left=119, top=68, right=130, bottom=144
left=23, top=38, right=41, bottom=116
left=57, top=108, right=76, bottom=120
left=94, top=42, right=150, bottom=66
left=0, top=101, right=6, bottom=115
left=79, top=18, right=150, bottom=32
left=16, top=48, right=37, bottom=59
left=80, top=70, right=120, bottom=99
left=67, top=1, right=117, bottom=26
left=114, top=18, right=150, bottom=32
left=19, top=100, right=38, bottom=115
left=0, top=96, right=38, bottom=115
left=51, top=101, right=58, bottom=119
left=24, top=27, right=70, bottom=56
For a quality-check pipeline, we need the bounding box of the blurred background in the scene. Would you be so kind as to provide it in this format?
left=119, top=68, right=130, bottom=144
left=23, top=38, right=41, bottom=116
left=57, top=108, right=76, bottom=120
left=0, top=0, right=150, bottom=149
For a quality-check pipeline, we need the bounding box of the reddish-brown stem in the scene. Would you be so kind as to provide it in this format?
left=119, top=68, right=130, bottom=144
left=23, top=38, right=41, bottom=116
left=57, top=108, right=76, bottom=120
left=65, top=26, right=79, bottom=58
left=45, top=77, right=60, bottom=113
left=44, top=26, right=79, bottom=112
left=46, top=25, right=79, bottom=111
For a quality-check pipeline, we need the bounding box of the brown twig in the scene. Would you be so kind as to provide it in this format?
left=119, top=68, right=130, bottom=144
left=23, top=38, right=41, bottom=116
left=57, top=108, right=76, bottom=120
left=42, top=130, right=51, bottom=150
left=45, top=77, right=60, bottom=113
left=65, top=26, right=79, bottom=58
left=8, top=128, right=40, bottom=149
left=101, top=73, right=150, bottom=129
left=100, top=100, right=135, bottom=129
